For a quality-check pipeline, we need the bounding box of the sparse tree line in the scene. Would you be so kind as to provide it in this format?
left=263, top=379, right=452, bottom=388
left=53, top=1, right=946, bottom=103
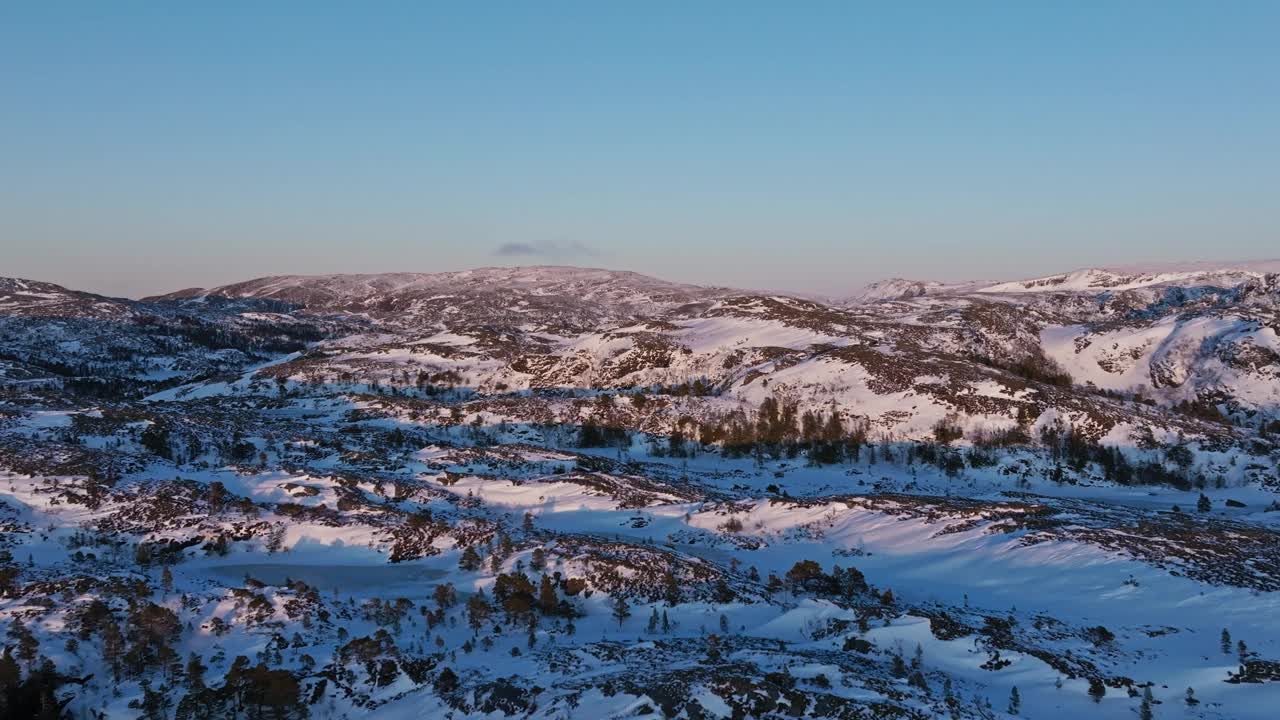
left=971, top=350, right=1073, bottom=388
left=579, top=394, right=872, bottom=465
left=571, top=392, right=1238, bottom=490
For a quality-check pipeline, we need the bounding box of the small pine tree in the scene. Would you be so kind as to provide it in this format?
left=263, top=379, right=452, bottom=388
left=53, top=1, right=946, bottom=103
left=648, top=608, right=660, bottom=634
left=705, top=633, right=722, bottom=662
left=907, top=670, right=929, bottom=691
left=434, top=666, right=459, bottom=694
left=1139, top=696, right=1153, bottom=720
left=7, top=620, right=38, bottom=668
left=663, top=572, right=681, bottom=606
left=161, top=566, right=174, bottom=594
left=890, top=653, right=907, bottom=678
left=466, top=590, right=491, bottom=634
left=0, top=649, right=19, bottom=688
left=719, top=613, right=729, bottom=634
left=1088, top=677, right=1106, bottom=703
left=714, top=577, right=734, bottom=603
left=611, top=595, right=631, bottom=629
left=538, top=575, right=558, bottom=615
left=458, top=546, right=481, bottom=571
left=1197, top=493, right=1211, bottom=512
left=102, top=619, right=124, bottom=679
left=1221, top=628, right=1232, bottom=654
left=185, top=652, right=207, bottom=691
left=138, top=681, right=169, bottom=720
left=1007, top=686, right=1021, bottom=715
left=1184, top=687, right=1199, bottom=706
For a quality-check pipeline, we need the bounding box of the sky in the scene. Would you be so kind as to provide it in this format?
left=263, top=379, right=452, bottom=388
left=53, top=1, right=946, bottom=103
left=2, top=2, right=1277, bottom=298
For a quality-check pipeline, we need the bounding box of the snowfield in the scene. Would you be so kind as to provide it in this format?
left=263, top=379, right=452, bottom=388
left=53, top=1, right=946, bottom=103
left=2, top=263, right=1280, bottom=719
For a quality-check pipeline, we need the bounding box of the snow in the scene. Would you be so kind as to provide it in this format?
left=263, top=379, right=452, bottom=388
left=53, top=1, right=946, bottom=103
left=4, top=261, right=1280, bottom=718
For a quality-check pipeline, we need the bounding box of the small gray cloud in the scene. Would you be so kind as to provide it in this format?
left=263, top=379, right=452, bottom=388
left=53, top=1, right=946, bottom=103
left=495, top=242, right=540, bottom=256
left=495, top=240, right=598, bottom=259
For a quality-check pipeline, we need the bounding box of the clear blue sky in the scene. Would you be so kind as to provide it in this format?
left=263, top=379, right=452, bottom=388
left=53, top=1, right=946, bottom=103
left=2, top=2, right=1277, bottom=297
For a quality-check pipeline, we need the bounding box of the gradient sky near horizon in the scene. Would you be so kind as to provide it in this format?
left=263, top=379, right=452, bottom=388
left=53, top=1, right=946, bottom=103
left=2, top=2, right=1278, bottom=298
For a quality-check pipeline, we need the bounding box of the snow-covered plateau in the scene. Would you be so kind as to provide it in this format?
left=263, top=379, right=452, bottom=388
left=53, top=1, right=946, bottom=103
left=2, top=263, right=1280, bottom=719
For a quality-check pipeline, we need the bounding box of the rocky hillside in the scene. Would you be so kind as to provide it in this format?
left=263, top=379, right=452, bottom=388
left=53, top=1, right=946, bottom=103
left=2, top=263, right=1279, bottom=719
left=140, top=263, right=1280, bottom=473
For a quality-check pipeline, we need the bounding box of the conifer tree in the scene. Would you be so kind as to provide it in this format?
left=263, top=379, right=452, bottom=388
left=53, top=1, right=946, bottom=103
left=185, top=652, right=207, bottom=691
left=890, top=653, right=907, bottom=678
left=458, top=546, right=481, bottom=572
left=1088, top=678, right=1106, bottom=703
left=466, top=590, right=492, bottom=634
left=611, top=596, right=631, bottom=629
left=102, top=619, right=125, bottom=680
left=0, top=648, right=19, bottom=689
left=663, top=572, right=680, bottom=606
left=6, top=620, right=38, bottom=668
left=538, top=575, right=558, bottom=615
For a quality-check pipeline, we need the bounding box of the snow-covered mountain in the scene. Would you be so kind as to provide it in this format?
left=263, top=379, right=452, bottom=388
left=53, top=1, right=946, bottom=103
left=0, top=277, right=132, bottom=319
left=2, top=263, right=1280, bottom=719
left=841, top=261, right=1280, bottom=302
left=149, top=266, right=736, bottom=333
left=842, top=278, right=989, bottom=303
left=977, top=262, right=1280, bottom=295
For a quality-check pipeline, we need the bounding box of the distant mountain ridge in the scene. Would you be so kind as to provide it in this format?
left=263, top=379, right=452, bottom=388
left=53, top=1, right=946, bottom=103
left=842, top=260, right=1280, bottom=303
left=5, top=260, right=1280, bottom=431
left=977, top=262, right=1280, bottom=295
left=146, top=266, right=729, bottom=304
left=144, top=266, right=739, bottom=333
left=132, top=258, right=1280, bottom=308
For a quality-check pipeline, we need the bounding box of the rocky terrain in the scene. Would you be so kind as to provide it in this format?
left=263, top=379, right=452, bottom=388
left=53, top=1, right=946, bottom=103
left=2, top=263, right=1279, bottom=719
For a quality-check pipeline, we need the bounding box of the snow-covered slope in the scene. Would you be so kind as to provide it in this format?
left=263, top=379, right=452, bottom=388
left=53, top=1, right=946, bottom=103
left=0, top=277, right=131, bottom=319
left=2, top=263, right=1280, bottom=719
left=843, top=278, right=989, bottom=303
left=979, top=263, right=1280, bottom=295
left=149, top=266, right=737, bottom=333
